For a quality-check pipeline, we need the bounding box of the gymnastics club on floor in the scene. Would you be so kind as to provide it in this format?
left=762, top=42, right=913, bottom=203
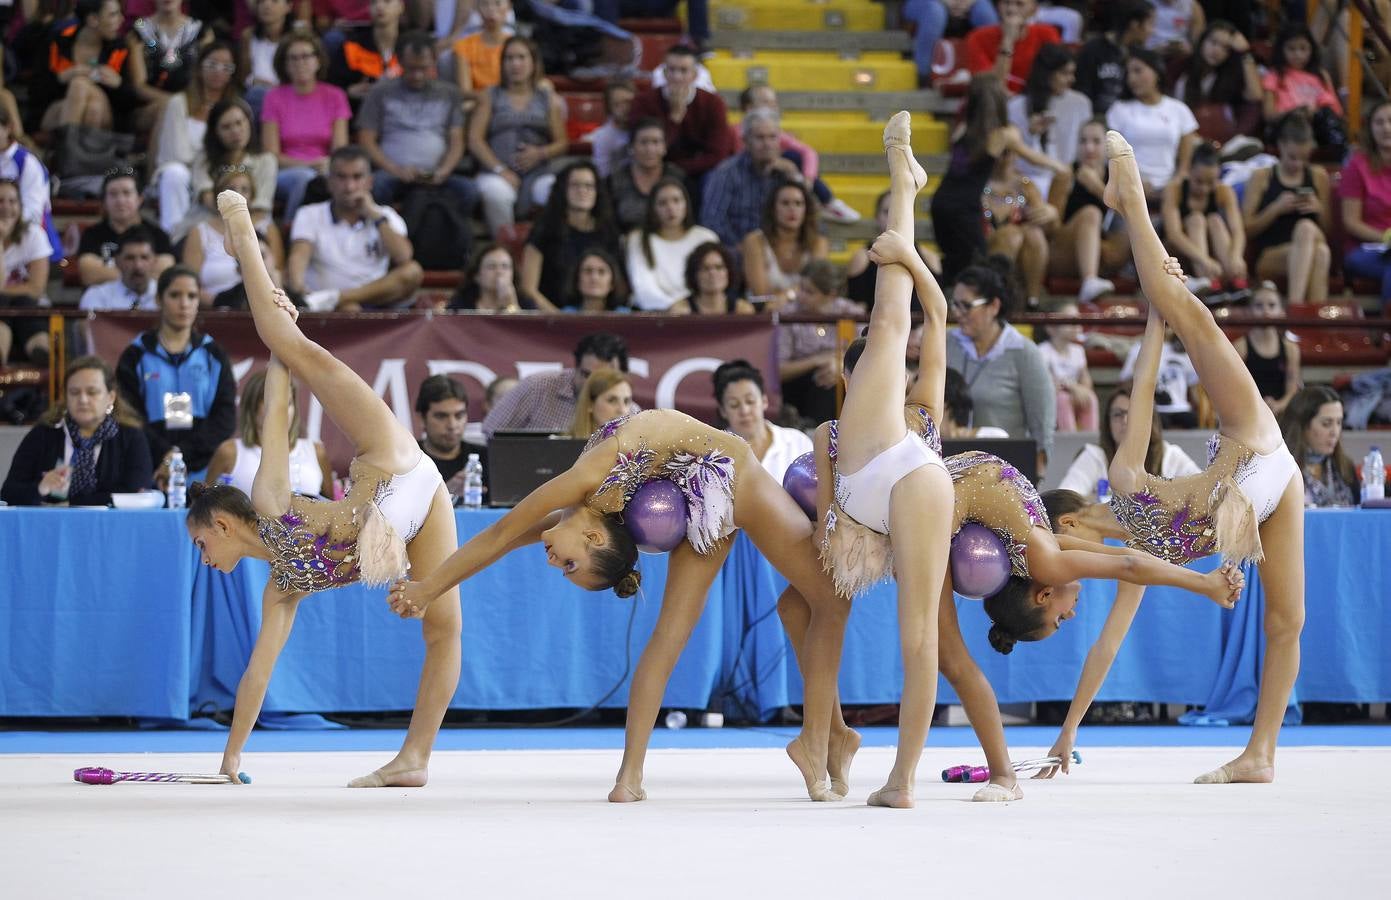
left=941, top=751, right=1083, bottom=783
left=74, top=767, right=251, bottom=785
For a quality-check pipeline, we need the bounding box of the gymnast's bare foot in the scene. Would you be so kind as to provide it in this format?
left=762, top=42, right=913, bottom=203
left=972, top=776, right=1023, bottom=802
left=1194, top=754, right=1274, bottom=785
left=216, top=190, right=257, bottom=257
left=786, top=736, right=836, bottom=801
left=883, top=110, right=927, bottom=193
left=828, top=727, right=862, bottom=799
left=867, top=783, right=914, bottom=809
left=608, top=781, right=647, bottom=802
left=347, top=757, right=428, bottom=788
left=1102, top=131, right=1141, bottom=214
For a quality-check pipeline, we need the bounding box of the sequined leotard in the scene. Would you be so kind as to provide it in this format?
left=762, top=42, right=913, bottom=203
left=583, top=409, right=744, bottom=555
left=946, top=451, right=1048, bottom=581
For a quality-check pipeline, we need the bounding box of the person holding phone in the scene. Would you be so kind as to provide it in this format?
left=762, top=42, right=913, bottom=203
left=1242, top=110, right=1331, bottom=304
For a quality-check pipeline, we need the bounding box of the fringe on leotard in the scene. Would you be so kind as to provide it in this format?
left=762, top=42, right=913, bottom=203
left=1210, top=475, right=1263, bottom=564
left=355, top=501, right=410, bottom=586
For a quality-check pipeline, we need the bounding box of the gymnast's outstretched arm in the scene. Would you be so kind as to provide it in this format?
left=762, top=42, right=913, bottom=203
left=220, top=584, right=304, bottom=781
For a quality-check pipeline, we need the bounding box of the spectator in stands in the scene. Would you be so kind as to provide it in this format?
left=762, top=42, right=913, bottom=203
left=521, top=160, right=621, bottom=311
left=1173, top=20, right=1261, bottom=143
left=179, top=97, right=278, bottom=242
left=736, top=85, right=859, bottom=224
left=316, top=0, right=373, bottom=38
left=1074, top=0, right=1154, bottom=116
left=468, top=35, right=567, bottom=235
left=1119, top=321, right=1199, bottom=428
left=568, top=368, right=633, bottom=438
left=184, top=167, right=287, bottom=305
left=903, top=1, right=999, bottom=88
left=944, top=259, right=1055, bottom=473
left=1161, top=142, right=1247, bottom=297
left=481, top=331, right=632, bottom=438
left=447, top=243, right=522, bottom=311
left=588, top=80, right=636, bottom=179
left=483, top=373, right=519, bottom=420
left=742, top=180, right=828, bottom=308
left=261, top=32, right=352, bottom=223
left=713, top=359, right=811, bottom=482
left=964, top=0, right=1061, bottom=95
left=1242, top=110, right=1331, bottom=305
left=0, top=108, right=53, bottom=248
left=778, top=260, right=862, bottom=425
left=0, top=177, right=52, bottom=368
left=1281, top=384, right=1356, bottom=508
left=40, top=0, right=141, bottom=131
left=624, top=177, right=717, bottom=312
left=79, top=229, right=160, bottom=311
left=240, top=0, right=294, bottom=113
left=1106, top=47, right=1199, bottom=203
left=0, top=47, right=29, bottom=150
left=1, top=355, right=153, bottom=506
left=77, top=168, right=177, bottom=287
left=940, top=366, right=1011, bottom=438
left=983, top=142, right=1056, bottom=308
left=931, top=74, right=1067, bottom=284
left=1046, top=119, right=1130, bottom=303
left=1055, top=386, right=1200, bottom=500
left=1339, top=99, right=1391, bottom=304
left=701, top=109, right=803, bottom=249
left=629, top=44, right=733, bottom=185
left=1037, top=298, right=1098, bottom=431
left=1261, top=24, right=1345, bottom=148
left=846, top=189, right=943, bottom=309
left=451, top=0, right=512, bottom=107
left=151, top=40, right=240, bottom=234
left=204, top=368, right=332, bottom=497
left=329, top=0, right=405, bottom=101
left=670, top=242, right=755, bottom=314
left=1342, top=366, right=1391, bottom=431
left=129, top=0, right=213, bottom=129
left=412, top=373, right=488, bottom=498
left=116, top=265, right=237, bottom=485
left=1234, top=282, right=1302, bottom=417
left=1144, top=0, right=1203, bottom=58
left=358, top=30, right=477, bottom=221
left=562, top=248, right=630, bottom=313
left=286, top=145, right=424, bottom=310
left=608, top=118, right=684, bottom=233
left=593, top=1, right=711, bottom=57
left=1008, top=44, right=1091, bottom=199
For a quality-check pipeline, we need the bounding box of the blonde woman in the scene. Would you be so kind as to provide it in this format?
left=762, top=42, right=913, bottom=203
left=568, top=369, right=633, bottom=439
left=204, top=369, right=333, bottom=498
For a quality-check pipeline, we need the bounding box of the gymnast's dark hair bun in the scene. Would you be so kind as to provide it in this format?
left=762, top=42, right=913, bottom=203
left=615, top=569, right=642, bottom=598
left=188, top=481, right=211, bottom=502
left=987, top=624, right=1017, bottom=655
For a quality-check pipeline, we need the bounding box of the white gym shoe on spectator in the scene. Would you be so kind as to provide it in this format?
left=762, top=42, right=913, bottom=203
left=304, top=289, right=341, bottom=312
left=822, top=197, right=862, bottom=224
left=1079, top=277, right=1116, bottom=303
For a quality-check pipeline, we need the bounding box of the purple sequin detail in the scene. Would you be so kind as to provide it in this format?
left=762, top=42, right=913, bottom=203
left=945, top=450, right=1046, bottom=578
left=258, top=509, right=360, bottom=593
left=584, top=414, right=632, bottom=453
left=594, top=447, right=657, bottom=504
left=911, top=406, right=943, bottom=455
left=1109, top=489, right=1216, bottom=565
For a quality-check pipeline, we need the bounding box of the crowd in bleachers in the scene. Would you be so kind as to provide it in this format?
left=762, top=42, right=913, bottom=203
left=1, top=0, right=1389, bottom=513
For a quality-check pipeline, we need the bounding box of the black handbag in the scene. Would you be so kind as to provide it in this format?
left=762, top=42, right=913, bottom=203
left=51, top=125, right=135, bottom=181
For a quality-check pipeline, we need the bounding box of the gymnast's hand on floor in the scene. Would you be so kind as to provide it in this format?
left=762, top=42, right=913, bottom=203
left=1203, top=562, right=1245, bottom=609
left=1034, top=729, right=1077, bottom=779
left=220, top=753, right=243, bottom=784
left=388, top=578, right=431, bottom=619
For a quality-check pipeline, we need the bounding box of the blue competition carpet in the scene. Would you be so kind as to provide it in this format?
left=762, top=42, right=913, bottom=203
left=2, top=724, right=1388, bottom=754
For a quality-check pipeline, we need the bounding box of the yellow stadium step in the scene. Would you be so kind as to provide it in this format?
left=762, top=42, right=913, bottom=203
left=732, top=111, right=946, bottom=155
left=707, top=51, right=917, bottom=93
left=822, top=173, right=942, bottom=220
left=711, top=0, right=886, bottom=33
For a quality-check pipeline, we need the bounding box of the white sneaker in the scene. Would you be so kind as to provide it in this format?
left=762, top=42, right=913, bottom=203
left=304, top=288, right=340, bottom=312
left=1078, top=277, right=1116, bottom=303
left=822, top=197, right=862, bottom=224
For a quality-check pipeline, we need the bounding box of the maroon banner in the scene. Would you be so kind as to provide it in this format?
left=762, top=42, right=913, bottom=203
left=89, top=312, right=779, bottom=471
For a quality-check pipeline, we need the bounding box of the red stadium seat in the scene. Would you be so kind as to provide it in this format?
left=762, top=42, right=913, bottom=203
left=563, top=92, right=606, bottom=141
left=1286, top=303, right=1388, bottom=366
left=619, top=17, right=683, bottom=34
left=638, top=33, right=682, bottom=71
left=495, top=222, right=532, bottom=263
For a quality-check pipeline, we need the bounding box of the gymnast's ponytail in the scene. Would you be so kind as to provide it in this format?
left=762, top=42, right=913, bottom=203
left=187, top=480, right=258, bottom=528
left=591, top=513, right=641, bottom=597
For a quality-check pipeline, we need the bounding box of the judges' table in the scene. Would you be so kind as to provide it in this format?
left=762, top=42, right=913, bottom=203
left=0, top=507, right=1386, bottom=720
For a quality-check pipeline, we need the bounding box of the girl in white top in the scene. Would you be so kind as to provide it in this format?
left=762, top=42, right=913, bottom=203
left=740, top=181, right=828, bottom=308
left=1055, top=388, right=1201, bottom=500
left=624, top=177, right=718, bottom=312
left=152, top=41, right=238, bottom=234
left=713, top=359, right=812, bottom=483
left=0, top=178, right=52, bottom=366
left=181, top=168, right=285, bottom=304
left=1145, top=0, right=1205, bottom=55
left=1037, top=299, right=1098, bottom=431
left=1008, top=44, right=1094, bottom=199
left=204, top=368, right=333, bottom=499
left=1105, top=48, right=1199, bottom=201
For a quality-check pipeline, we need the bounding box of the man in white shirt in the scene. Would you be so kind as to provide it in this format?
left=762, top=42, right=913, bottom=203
left=286, top=145, right=424, bottom=310
left=78, top=229, right=159, bottom=311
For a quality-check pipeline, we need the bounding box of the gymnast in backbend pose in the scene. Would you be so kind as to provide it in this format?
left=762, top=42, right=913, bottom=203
left=1036, top=134, right=1305, bottom=784
left=185, top=192, right=461, bottom=789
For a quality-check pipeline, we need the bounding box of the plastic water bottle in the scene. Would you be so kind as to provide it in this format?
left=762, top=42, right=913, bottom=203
left=167, top=448, right=187, bottom=509
left=1362, top=446, right=1385, bottom=503
left=1097, top=478, right=1112, bottom=504
left=462, top=453, right=484, bottom=509
left=664, top=710, right=688, bottom=730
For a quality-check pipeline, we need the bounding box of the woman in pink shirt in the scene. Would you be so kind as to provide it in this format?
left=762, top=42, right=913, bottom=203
left=1338, top=99, right=1391, bottom=303
left=260, top=32, right=350, bottom=220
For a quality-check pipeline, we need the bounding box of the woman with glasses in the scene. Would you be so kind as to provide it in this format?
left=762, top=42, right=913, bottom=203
left=519, top=160, right=620, bottom=311
left=260, top=33, right=351, bottom=223
left=1055, top=388, right=1201, bottom=501
left=151, top=40, right=241, bottom=234
left=172, top=97, right=278, bottom=243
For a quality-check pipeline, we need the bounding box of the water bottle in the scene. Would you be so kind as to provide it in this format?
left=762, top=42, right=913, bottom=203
left=664, top=710, right=688, bottom=730
left=1362, top=446, right=1385, bottom=503
left=1097, top=478, right=1112, bottom=504
left=462, top=453, right=484, bottom=509
left=167, top=448, right=187, bottom=509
